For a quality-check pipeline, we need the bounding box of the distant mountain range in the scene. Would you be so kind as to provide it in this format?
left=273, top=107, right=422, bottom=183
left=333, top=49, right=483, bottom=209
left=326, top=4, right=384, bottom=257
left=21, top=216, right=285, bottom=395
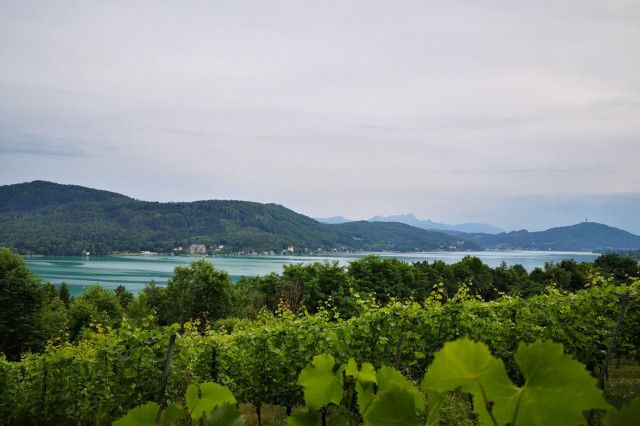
left=2, top=181, right=639, bottom=256
left=0, top=181, right=476, bottom=255
left=313, top=214, right=640, bottom=252
left=464, top=222, right=640, bottom=252
left=313, top=216, right=353, bottom=225
left=367, top=213, right=505, bottom=234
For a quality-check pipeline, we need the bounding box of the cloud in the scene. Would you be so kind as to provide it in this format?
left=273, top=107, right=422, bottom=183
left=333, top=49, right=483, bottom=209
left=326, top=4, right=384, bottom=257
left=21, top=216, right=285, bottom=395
left=0, top=130, right=87, bottom=157
left=0, top=1, right=639, bottom=232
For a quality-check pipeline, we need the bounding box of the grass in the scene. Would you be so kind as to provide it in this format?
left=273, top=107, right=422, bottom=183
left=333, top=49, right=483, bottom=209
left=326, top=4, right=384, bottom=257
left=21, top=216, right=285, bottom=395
left=239, top=404, right=287, bottom=426
left=604, top=359, right=640, bottom=409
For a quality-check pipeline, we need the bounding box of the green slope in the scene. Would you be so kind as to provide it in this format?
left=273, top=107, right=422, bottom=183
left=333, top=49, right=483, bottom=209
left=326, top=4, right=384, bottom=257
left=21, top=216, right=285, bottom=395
left=333, top=221, right=478, bottom=252
left=470, top=222, right=640, bottom=251
left=0, top=181, right=476, bottom=255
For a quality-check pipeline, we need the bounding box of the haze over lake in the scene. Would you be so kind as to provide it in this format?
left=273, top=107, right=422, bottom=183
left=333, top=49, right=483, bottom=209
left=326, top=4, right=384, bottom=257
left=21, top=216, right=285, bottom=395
left=25, top=251, right=598, bottom=296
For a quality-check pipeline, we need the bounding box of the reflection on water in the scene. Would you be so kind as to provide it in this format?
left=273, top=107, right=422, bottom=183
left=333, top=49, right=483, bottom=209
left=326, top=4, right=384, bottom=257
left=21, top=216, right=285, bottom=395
left=24, top=251, right=598, bottom=296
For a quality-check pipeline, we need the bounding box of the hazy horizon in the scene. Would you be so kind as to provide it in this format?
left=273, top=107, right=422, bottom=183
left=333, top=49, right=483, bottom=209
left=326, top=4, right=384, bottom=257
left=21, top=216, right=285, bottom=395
left=4, top=179, right=640, bottom=235
left=2, top=2, right=639, bottom=233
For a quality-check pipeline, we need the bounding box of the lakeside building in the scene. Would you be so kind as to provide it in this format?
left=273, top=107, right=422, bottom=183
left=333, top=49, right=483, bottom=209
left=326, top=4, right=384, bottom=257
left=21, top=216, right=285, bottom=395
left=189, top=244, right=207, bottom=256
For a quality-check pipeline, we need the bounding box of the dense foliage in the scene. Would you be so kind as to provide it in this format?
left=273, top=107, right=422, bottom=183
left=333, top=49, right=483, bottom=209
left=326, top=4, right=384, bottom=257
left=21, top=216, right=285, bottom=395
left=229, top=254, right=639, bottom=318
left=1, top=249, right=639, bottom=424
left=0, top=248, right=45, bottom=359
left=123, top=338, right=636, bottom=426
left=1, top=275, right=638, bottom=424
left=165, top=260, right=233, bottom=324
left=0, top=181, right=475, bottom=255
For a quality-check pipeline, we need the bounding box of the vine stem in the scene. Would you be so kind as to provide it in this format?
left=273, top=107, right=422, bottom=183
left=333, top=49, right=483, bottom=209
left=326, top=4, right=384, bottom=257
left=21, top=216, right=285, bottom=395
left=598, top=293, right=629, bottom=389
left=475, top=379, right=499, bottom=426
left=393, top=320, right=407, bottom=369
left=510, top=388, right=524, bottom=426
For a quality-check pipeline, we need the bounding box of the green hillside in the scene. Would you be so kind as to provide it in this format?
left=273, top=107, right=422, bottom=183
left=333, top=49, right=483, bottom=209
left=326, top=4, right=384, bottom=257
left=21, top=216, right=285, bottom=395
left=469, top=222, right=640, bottom=251
left=0, top=181, right=476, bottom=255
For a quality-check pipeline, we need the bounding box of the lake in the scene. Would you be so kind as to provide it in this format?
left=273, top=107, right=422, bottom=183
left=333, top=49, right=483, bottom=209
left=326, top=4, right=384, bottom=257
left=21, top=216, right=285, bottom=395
left=24, top=251, right=599, bottom=296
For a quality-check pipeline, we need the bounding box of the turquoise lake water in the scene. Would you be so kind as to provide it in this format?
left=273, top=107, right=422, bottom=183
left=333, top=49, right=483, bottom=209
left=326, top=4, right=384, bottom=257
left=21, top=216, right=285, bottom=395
left=24, top=251, right=599, bottom=296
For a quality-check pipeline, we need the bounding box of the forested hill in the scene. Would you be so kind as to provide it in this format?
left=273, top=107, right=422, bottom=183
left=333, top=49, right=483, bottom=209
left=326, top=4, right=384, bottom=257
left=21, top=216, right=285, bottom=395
left=0, top=180, right=130, bottom=213
left=462, top=222, right=640, bottom=251
left=0, top=181, right=477, bottom=255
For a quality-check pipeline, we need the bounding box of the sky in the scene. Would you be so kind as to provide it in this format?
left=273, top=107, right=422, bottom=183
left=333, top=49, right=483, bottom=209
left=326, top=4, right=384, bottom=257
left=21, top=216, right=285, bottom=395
left=1, top=1, right=639, bottom=233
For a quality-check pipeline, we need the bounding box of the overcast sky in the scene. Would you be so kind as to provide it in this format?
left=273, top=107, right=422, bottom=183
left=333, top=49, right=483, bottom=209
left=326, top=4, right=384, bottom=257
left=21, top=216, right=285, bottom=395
left=1, top=1, right=639, bottom=232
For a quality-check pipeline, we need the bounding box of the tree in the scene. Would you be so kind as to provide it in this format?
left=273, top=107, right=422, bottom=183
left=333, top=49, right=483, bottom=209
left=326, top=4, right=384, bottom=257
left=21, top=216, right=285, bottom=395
left=165, top=260, right=232, bottom=324
left=42, top=283, right=57, bottom=300
left=41, top=296, right=68, bottom=341
left=595, top=253, right=639, bottom=282
left=140, top=281, right=170, bottom=325
left=59, top=282, right=71, bottom=306
left=125, top=292, right=154, bottom=325
left=0, top=247, right=44, bottom=359
left=114, top=284, right=134, bottom=308
left=230, top=278, right=268, bottom=318
left=348, top=255, right=418, bottom=303
left=68, top=285, right=123, bottom=339
left=450, top=256, right=494, bottom=299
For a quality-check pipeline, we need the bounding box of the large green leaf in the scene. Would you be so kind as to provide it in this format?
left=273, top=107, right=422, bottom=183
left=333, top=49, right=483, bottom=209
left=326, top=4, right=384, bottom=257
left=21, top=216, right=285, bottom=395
left=205, top=403, right=245, bottom=426
left=297, top=354, right=343, bottom=410
left=358, top=363, right=377, bottom=384
left=186, top=382, right=237, bottom=421
left=113, top=401, right=159, bottom=426
left=344, top=358, right=376, bottom=384
left=160, top=402, right=185, bottom=426
left=421, top=338, right=516, bottom=424
left=286, top=410, right=318, bottom=426
left=604, top=397, right=640, bottom=426
left=362, top=384, right=420, bottom=426
left=512, top=341, right=610, bottom=425
left=355, top=380, right=375, bottom=415
left=377, top=366, right=424, bottom=410
left=344, top=358, right=377, bottom=414
left=345, top=358, right=359, bottom=378
left=425, top=391, right=444, bottom=426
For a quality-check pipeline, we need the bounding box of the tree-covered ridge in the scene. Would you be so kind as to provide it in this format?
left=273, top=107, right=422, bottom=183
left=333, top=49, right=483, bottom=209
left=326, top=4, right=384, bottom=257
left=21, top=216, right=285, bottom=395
left=0, top=181, right=477, bottom=255
left=332, top=221, right=476, bottom=252
left=0, top=180, right=130, bottom=213
left=467, top=222, right=640, bottom=251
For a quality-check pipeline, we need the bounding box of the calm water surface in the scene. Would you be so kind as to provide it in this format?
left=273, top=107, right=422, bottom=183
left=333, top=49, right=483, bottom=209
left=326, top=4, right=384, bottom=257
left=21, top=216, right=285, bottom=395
left=24, top=251, right=598, bottom=296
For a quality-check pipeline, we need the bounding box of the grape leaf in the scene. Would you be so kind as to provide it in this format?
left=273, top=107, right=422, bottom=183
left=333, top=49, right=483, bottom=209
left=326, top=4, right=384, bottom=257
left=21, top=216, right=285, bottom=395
left=345, top=358, right=376, bottom=384
left=604, top=397, right=640, bottom=426
left=377, top=366, right=424, bottom=410
left=160, top=402, right=185, bottom=426
left=286, top=410, right=318, bottom=426
left=512, top=341, right=610, bottom=425
left=297, top=354, right=343, bottom=410
left=421, top=338, right=516, bottom=424
left=356, top=380, right=375, bottom=415
left=345, top=357, right=378, bottom=413
left=425, top=391, right=444, bottom=426
left=362, top=384, right=420, bottom=426
left=186, top=382, right=236, bottom=421
left=345, top=358, right=359, bottom=378
left=113, top=401, right=159, bottom=426
left=205, top=403, right=245, bottom=426
left=358, top=363, right=377, bottom=384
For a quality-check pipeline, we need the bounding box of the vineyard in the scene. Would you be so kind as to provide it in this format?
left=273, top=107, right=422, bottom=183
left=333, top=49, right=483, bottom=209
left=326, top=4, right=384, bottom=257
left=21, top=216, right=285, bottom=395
left=1, top=277, right=638, bottom=425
